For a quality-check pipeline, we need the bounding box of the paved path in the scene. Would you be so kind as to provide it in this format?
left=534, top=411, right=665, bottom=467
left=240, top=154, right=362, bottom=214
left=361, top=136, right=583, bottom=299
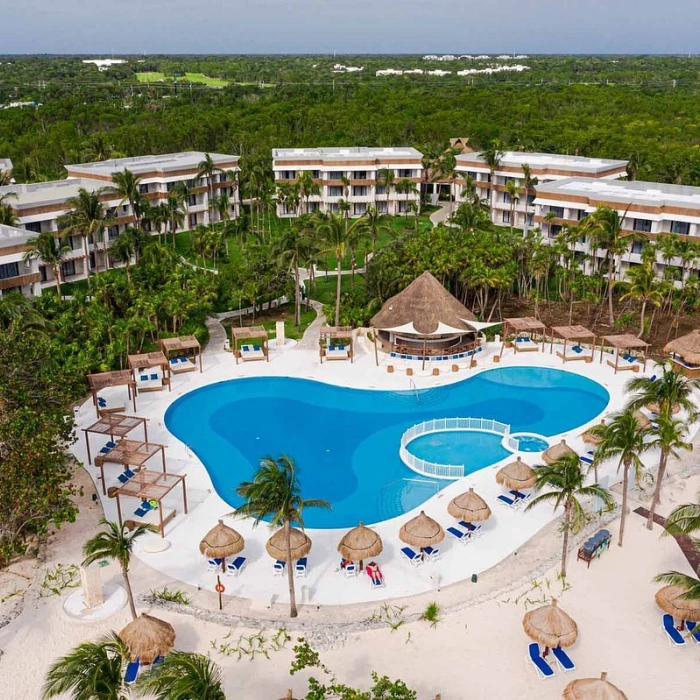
left=429, top=202, right=454, bottom=227
left=297, top=300, right=326, bottom=349
left=205, top=316, right=228, bottom=353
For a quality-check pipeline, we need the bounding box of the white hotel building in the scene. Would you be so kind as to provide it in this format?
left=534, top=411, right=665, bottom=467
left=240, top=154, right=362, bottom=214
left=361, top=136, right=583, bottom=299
left=272, top=147, right=423, bottom=218
left=0, top=152, right=239, bottom=296
left=454, top=151, right=628, bottom=229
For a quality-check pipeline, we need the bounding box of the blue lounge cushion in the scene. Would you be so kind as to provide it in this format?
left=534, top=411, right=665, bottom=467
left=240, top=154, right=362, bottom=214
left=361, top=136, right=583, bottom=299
left=100, top=446, right=111, bottom=454
left=528, top=643, right=554, bottom=678
left=447, top=526, right=467, bottom=540
left=274, top=559, right=285, bottom=569
left=124, top=468, right=135, bottom=479
left=424, top=546, right=438, bottom=556
left=686, top=620, right=700, bottom=642
left=134, top=508, right=148, bottom=517
left=97, top=397, right=107, bottom=406
left=459, top=520, right=476, bottom=531
left=179, top=356, right=187, bottom=362
left=140, top=375, right=148, bottom=381
left=296, top=557, right=308, bottom=568
left=124, top=658, right=140, bottom=684
left=208, top=558, right=222, bottom=566
left=152, top=655, right=164, bottom=667
left=170, top=357, right=178, bottom=364
left=117, top=472, right=130, bottom=484
left=497, top=494, right=516, bottom=506
left=106, top=441, right=116, bottom=448
left=663, top=614, right=685, bottom=644
left=552, top=646, right=575, bottom=671
left=401, top=546, right=418, bottom=560
left=229, top=556, right=246, bottom=572
left=253, top=345, right=261, bottom=352
left=338, top=344, right=345, bottom=350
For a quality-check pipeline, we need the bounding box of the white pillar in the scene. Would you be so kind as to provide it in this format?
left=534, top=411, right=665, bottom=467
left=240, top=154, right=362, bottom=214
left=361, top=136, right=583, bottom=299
left=276, top=321, right=285, bottom=349
left=80, top=565, right=104, bottom=609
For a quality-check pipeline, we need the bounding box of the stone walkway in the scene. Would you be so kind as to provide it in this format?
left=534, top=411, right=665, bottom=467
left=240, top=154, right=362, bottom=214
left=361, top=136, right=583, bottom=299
left=429, top=202, right=454, bottom=227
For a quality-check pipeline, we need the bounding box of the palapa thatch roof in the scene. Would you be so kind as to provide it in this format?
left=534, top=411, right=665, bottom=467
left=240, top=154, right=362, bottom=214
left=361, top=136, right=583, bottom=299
left=664, top=329, right=700, bottom=364
left=563, top=672, right=628, bottom=700
left=119, top=613, right=176, bottom=663
left=646, top=402, right=681, bottom=415
left=447, top=488, right=492, bottom=522
left=266, top=527, right=312, bottom=562
left=542, top=440, right=577, bottom=465
left=337, top=522, right=383, bottom=562
left=581, top=421, right=605, bottom=445
left=522, top=599, right=578, bottom=648
left=496, top=457, right=537, bottom=490
left=655, top=584, right=700, bottom=623
left=399, top=510, right=445, bottom=548
left=370, top=271, right=476, bottom=336
left=633, top=410, right=651, bottom=429
left=199, top=520, right=245, bottom=559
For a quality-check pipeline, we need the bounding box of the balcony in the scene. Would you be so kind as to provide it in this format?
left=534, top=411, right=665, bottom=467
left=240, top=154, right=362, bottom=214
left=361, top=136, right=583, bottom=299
left=0, top=272, right=41, bottom=290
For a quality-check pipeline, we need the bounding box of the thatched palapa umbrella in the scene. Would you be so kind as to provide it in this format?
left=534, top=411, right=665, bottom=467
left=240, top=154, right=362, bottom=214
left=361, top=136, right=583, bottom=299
left=119, top=613, right=176, bottom=663
left=399, top=510, right=445, bottom=552
left=581, top=420, right=605, bottom=446
left=199, top=519, right=245, bottom=572
left=655, top=584, right=700, bottom=624
left=633, top=410, right=651, bottom=430
left=647, top=401, right=681, bottom=415
left=496, top=457, right=536, bottom=491
left=664, top=329, right=700, bottom=365
left=338, top=521, right=383, bottom=570
left=447, top=487, right=491, bottom=523
left=563, top=672, right=628, bottom=700
left=522, top=599, right=578, bottom=655
left=542, top=439, right=577, bottom=465
left=266, top=526, right=312, bottom=562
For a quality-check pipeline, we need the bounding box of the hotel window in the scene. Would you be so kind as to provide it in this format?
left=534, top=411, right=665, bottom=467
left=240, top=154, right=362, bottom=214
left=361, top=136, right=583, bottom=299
left=187, top=178, right=197, bottom=188
left=633, top=218, right=652, bottom=233
left=138, top=184, right=149, bottom=194
left=108, top=226, right=120, bottom=240
left=525, top=213, right=534, bottom=226
left=329, top=202, right=340, bottom=213
left=465, top=170, right=478, bottom=180
left=376, top=201, right=388, bottom=213
left=189, top=213, right=198, bottom=228
left=502, top=211, right=511, bottom=224
left=670, top=220, right=690, bottom=235
left=375, top=185, right=386, bottom=195
left=166, top=182, right=176, bottom=192
left=328, top=186, right=343, bottom=197
left=25, top=221, right=42, bottom=233
left=143, top=221, right=152, bottom=233
left=550, top=206, right=564, bottom=218
left=311, top=170, right=320, bottom=179
left=550, top=224, right=562, bottom=239
left=354, top=203, right=367, bottom=215
left=353, top=186, right=368, bottom=197
left=578, top=209, right=587, bottom=221
left=187, top=194, right=198, bottom=207
left=527, top=194, right=536, bottom=207
left=631, top=241, right=645, bottom=254
left=328, top=171, right=344, bottom=180
left=0, top=262, right=20, bottom=280
left=503, top=192, right=511, bottom=204
left=398, top=201, right=408, bottom=213
left=40, top=266, right=48, bottom=282
left=398, top=169, right=413, bottom=178
left=306, top=202, right=320, bottom=213
left=61, top=260, right=76, bottom=278
left=353, top=171, right=368, bottom=180
left=281, top=202, right=292, bottom=215
left=280, top=170, right=296, bottom=180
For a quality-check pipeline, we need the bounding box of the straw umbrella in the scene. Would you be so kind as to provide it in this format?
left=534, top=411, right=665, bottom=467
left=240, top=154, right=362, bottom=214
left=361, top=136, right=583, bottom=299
left=199, top=519, right=245, bottom=573
left=633, top=409, right=651, bottom=429
left=655, top=584, right=700, bottom=627
left=496, top=457, right=537, bottom=492
left=582, top=420, right=605, bottom=445
left=338, top=521, right=383, bottom=571
left=266, top=526, right=312, bottom=562
left=522, top=599, right=578, bottom=656
left=399, top=510, right=445, bottom=555
left=119, top=613, right=176, bottom=664
left=563, top=672, right=628, bottom=700
left=542, top=439, right=577, bottom=465
left=647, top=401, right=680, bottom=415
left=664, top=328, right=700, bottom=364
left=447, top=487, right=491, bottom=524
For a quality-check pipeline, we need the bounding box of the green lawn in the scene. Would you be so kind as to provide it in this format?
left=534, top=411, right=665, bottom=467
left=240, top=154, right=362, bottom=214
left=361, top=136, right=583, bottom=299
left=308, top=274, right=366, bottom=305
left=135, top=72, right=167, bottom=82
left=135, top=72, right=229, bottom=88
left=222, top=302, right=316, bottom=341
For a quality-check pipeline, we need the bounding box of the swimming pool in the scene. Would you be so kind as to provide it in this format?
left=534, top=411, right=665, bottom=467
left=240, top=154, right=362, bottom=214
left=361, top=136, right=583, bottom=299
left=164, top=367, right=609, bottom=528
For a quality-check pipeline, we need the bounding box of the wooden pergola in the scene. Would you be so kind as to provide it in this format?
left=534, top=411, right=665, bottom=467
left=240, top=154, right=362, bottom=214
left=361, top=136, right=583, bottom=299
left=319, top=326, right=354, bottom=363
left=94, top=439, right=167, bottom=495
left=82, top=414, right=148, bottom=465
left=160, top=336, right=203, bottom=374
left=128, top=351, right=171, bottom=392
left=114, top=469, right=187, bottom=538
left=87, top=370, right=137, bottom=418
left=549, top=325, right=596, bottom=363
left=500, top=317, right=547, bottom=357
left=231, top=326, right=269, bottom=364
left=599, top=334, right=649, bottom=373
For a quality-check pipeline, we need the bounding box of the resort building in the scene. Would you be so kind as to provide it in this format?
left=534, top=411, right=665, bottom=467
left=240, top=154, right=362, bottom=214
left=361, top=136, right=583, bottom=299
left=0, top=223, right=42, bottom=297
left=453, top=151, right=628, bottom=229
left=272, top=147, right=423, bottom=217
left=534, top=178, right=700, bottom=278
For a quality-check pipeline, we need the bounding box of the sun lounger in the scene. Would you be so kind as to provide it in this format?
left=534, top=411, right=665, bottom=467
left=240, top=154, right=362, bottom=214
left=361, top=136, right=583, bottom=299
left=400, top=546, right=423, bottom=566
left=226, top=556, right=246, bottom=576
left=366, top=567, right=384, bottom=588
left=686, top=621, right=700, bottom=644
left=423, top=546, right=441, bottom=561
left=552, top=646, right=575, bottom=672
left=124, top=658, right=140, bottom=684
left=273, top=560, right=286, bottom=575
left=497, top=494, right=517, bottom=508
left=295, top=557, right=308, bottom=577
left=447, top=526, right=469, bottom=544
left=96, top=395, right=124, bottom=414
left=240, top=344, right=266, bottom=361
left=129, top=506, right=176, bottom=531
left=208, top=557, right=223, bottom=571
left=171, top=355, right=196, bottom=374
left=117, top=469, right=135, bottom=485
left=136, top=372, right=162, bottom=392
left=344, top=563, right=357, bottom=578
left=579, top=451, right=594, bottom=465
left=663, top=614, right=685, bottom=645
left=528, top=643, right=554, bottom=679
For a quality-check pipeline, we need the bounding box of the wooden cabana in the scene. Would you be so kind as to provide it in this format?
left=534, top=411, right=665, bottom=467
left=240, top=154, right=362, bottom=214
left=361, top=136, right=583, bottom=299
left=231, top=326, right=269, bottom=364
left=128, top=351, right=171, bottom=392
left=160, top=336, right=202, bottom=374
left=115, top=469, right=187, bottom=538
left=82, top=414, right=148, bottom=465
left=664, top=329, right=700, bottom=378
left=94, top=439, right=167, bottom=495
left=87, top=370, right=137, bottom=418
left=319, top=326, right=354, bottom=363
left=549, top=325, right=596, bottom=363
left=599, top=334, right=648, bottom=373
left=500, top=317, right=547, bottom=356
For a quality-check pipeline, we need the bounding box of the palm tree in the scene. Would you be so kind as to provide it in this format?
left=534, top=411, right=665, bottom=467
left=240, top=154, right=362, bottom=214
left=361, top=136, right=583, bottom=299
left=197, top=153, right=221, bottom=225
left=453, top=200, right=490, bottom=233
left=377, top=167, right=395, bottom=214
left=481, top=140, right=505, bottom=214
left=109, top=228, right=137, bottom=286
left=42, top=632, right=130, bottom=700
left=521, top=163, right=538, bottom=230
left=111, top=169, right=144, bottom=228
left=166, top=190, right=186, bottom=247
left=236, top=455, right=330, bottom=617
left=23, top=231, right=71, bottom=300
left=361, top=205, right=391, bottom=255
left=504, top=180, right=522, bottom=233
left=589, top=409, right=651, bottom=547
left=619, top=261, right=664, bottom=337
left=626, top=362, right=700, bottom=420
left=395, top=178, right=419, bottom=222
left=136, top=651, right=225, bottom=700
left=527, top=453, right=614, bottom=577
left=433, top=149, right=458, bottom=213
left=295, top=170, right=320, bottom=217
left=82, top=519, right=154, bottom=620
left=0, top=191, right=18, bottom=226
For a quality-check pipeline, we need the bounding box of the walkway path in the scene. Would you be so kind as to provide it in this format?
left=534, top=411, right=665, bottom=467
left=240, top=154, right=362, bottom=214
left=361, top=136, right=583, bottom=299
left=297, top=300, right=326, bottom=350
left=429, top=202, right=454, bottom=227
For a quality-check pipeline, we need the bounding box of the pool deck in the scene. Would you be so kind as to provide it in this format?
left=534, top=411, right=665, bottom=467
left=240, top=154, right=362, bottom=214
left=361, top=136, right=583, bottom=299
left=72, top=328, right=686, bottom=606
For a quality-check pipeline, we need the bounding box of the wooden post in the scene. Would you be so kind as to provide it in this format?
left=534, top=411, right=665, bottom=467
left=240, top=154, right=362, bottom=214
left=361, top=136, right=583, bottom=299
left=100, top=463, right=106, bottom=495
left=84, top=430, right=92, bottom=465
left=143, top=420, right=148, bottom=443
left=182, top=476, right=188, bottom=514
left=198, top=346, right=203, bottom=373
left=550, top=329, right=554, bottom=354
left=116, top=493, right=123, bottom=529
left=421, top=337, right=427, bottom=371
left=160, top=446, right=166, bottom=473
left=371, top=327, right=379, bottom=367
left=217, top=574, right=223, bottom=611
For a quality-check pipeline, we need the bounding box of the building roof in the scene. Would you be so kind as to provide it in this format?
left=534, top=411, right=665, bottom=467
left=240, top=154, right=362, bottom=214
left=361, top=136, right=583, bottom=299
left=272, top=146, right=423, bottom=161
left=456, top=151, right=628, bottom=175
left=66, top=151, right=239, bottom=178
left=535, top=177, right=700, bottom=211
left=371, top=271, right=477, bottom=336
left=0, top=178, right=110, bottom=209
left=0, top=222, right=35, bottom=248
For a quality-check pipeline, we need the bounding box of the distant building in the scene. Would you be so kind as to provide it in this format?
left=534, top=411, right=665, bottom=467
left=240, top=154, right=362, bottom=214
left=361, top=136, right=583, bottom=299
left=272, top=147, right=423, bottom=218
left=0, top=223, right=42, bottom=297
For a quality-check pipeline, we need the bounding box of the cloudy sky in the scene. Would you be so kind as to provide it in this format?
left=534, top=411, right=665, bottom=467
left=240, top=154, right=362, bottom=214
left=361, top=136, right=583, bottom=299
left=3, top=0, right=698, bottom=54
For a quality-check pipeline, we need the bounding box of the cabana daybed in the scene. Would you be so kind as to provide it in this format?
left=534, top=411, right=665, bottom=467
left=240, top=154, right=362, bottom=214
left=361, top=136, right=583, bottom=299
left=500, top=317, right=547, bottom=356
left=86, top=370, right=137, bottom=418
left=82, top=414, right=148, bottom=465
left=94, top=439, right=167, bottom=495
left=319, top=326, right=354, bottom=363
left=549, top=325, right=596, bottom=363
left=231, top=326, right=269, bottom=363
left=599, top=334, right=648, bottom=374
left=128, top=352, right=171, bottom=392
left=160, top=336, right=202, bottom=374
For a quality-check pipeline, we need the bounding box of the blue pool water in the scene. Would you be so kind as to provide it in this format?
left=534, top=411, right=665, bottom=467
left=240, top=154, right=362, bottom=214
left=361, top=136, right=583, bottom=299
left=514, top=435, right=550, bottom=452
left=408, top=432, right=509, bottom=472
left=164, top=367, right=609, bottom=529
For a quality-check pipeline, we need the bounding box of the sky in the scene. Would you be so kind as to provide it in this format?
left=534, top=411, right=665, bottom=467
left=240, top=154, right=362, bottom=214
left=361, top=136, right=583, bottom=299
left=2, top=0, right=699, bottom=55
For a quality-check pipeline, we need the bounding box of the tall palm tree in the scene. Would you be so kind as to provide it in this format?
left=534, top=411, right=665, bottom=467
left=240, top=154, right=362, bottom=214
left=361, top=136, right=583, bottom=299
left=82, top=519, right=153, bottom=620
left=504, top=180, right=522, bottom=233
left=590, top=409, right=651, bottom=547
left=527, top=453, right=614, bottom=577
left=197, top=153, right=222, bottom=226
left=295, top=170, right=320, bottom=217
left=521, top=163, right=538, bottom=230
left=109, top=228, right=137, bottom=286
left=452, top=200, right=490, bottom=234
left=166, top=190, right=186, bottom=247
left=626, top=362, right=700, bottom=421
left=433, top=149, right=458, bottom=213
left=136, top=651, right=225, bottom=700
left=377, top=167, right=395, bottom=215
left=111, top=169, right=144, bottom=228
left=361, top=205, right=391, bottom=255
left=395, top=178, right=419, bottom=222
left=23, top=231, right=71, bottom=300
left=481, top=140, right=505, bottom=214
left=236, top=455, right=330, bottom=618
left=619, top=261, right=664, bottom=337
left=42, top=632, right=130, bottom=700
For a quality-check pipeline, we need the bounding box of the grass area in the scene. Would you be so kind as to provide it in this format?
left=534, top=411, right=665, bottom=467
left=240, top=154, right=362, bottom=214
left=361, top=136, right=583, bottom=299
left=222, top=302, right=316, bottom=341
left=308, top=274, right=366, bottom=305
left=135, top=72, right=229, bottom=88
left=135, top=71, right=167, bottom=82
